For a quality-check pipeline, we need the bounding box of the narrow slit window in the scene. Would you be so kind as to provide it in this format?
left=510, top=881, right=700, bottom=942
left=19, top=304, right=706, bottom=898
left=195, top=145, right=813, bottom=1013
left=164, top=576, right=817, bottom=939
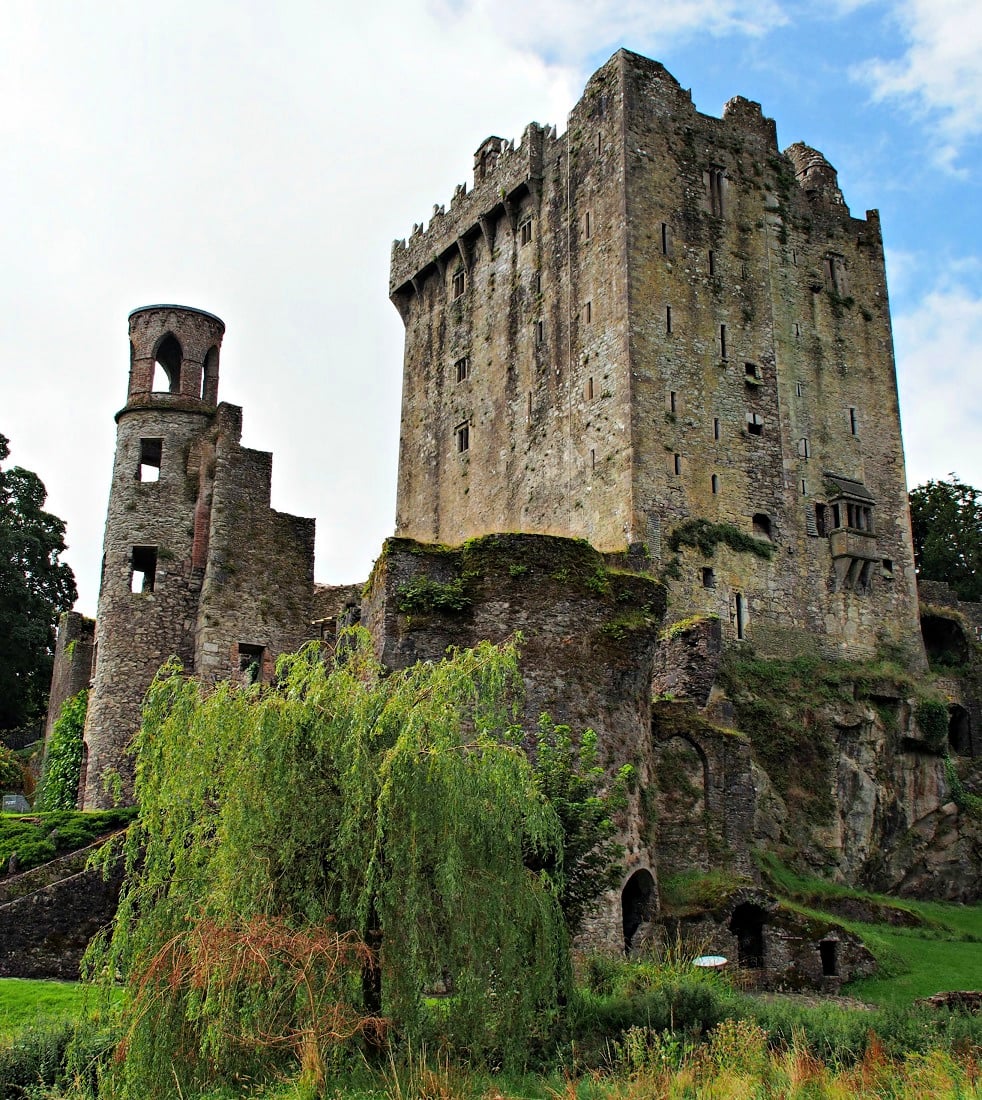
left=849, top=407, right=858, bottom=435
left=799, top=437, right=810, bottom=459
left=792, top=249, right=797, bottom=267
left=666, top=306, right=672, bottom=334
left=713, top=417, right=720, bottom=441
left=583, top=301, right=592, bottom=324
left=711, top=473, right=720, bottom=494
left=673, top=453, right=682, bottom=475
left=534, top=272, right=542, bottom=294
left=455, top=356, right=469, bottom=383
left=519, top=219, right=533, bottom=246
left=794, top=322, right=801, bottom=339
left=586, top=377, right=595, bottom=400
left=584, top=211, right=592, bottom=239
left=661, top=223, right=669, bottom=255
left=590, top=448, right=596, bottom=470
left=720, top=324, right=727, bottom=360
left=708, top=250, right=716, bottom=276
left=535, top=320, right=544, bottom=344
left=669, top=390, right=677, bottom=413
left=707, top=167, right=725, bottom=217
left=451, top=269, right=465, bottom=298
left=795, top=381, right=804, bottom=397
left=596, top=131, right=602, bottom=155
left=138, top=438, right=162, bottom=482
left=527, top=391, right=533, bottom=423
left=130, top=546, right=158, bottom=594
left=455, top=421, right=470, bottom=453
left=802, top=479, right=808, bottom=496
left=735, top=592, right=746, bottom=639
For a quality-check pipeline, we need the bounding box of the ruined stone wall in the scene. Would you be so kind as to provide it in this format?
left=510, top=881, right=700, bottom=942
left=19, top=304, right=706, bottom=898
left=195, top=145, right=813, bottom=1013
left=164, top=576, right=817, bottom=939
left=44, top=611, right=94, bottom=741
left=362, top=534, right=666, bottom=948
left=193, top=403, right=316, bottom=686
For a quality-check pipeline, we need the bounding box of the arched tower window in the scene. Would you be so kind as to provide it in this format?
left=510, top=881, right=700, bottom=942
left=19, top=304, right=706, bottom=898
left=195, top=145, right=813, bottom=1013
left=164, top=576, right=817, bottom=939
left=152, top=333, right=183, bottom=393
left=201, top=345, right=219, bottom=402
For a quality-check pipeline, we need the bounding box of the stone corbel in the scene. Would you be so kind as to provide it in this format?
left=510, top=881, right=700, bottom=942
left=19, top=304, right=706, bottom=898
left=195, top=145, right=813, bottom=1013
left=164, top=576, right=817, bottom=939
left=478, top=213, right=496, bottom=253
left=502, top=194, right=520, bottom=233
left=456, top=237, right=471, bottom=271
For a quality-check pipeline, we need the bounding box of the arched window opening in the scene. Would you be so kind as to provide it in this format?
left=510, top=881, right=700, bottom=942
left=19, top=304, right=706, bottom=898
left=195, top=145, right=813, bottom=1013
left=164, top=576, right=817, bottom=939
left=949, top=705, right=971, bottom=756
left=752, top=513, right=772, bottom=540
left=201, top=345, right=218, bottom=402
left=152, top=333, right=183, bottom=393
left=729, top=902, right=766, bottom=968
left=621, top=869, right=655, bottom=955
left=819, top=939, right=838, bottom=976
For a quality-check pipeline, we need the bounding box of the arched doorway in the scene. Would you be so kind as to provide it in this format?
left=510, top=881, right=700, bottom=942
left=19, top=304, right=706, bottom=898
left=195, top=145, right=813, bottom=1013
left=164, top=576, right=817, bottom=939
left=949, top=705, right=972, bottom=756
left=729, top=902, right=766, bottom=968
left=621, top=868, right=655, bottom=954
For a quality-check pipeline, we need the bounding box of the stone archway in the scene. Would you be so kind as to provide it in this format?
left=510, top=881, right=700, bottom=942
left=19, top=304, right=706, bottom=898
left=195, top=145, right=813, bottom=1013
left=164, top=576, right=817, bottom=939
left=621, top=868, right=655, bottom=955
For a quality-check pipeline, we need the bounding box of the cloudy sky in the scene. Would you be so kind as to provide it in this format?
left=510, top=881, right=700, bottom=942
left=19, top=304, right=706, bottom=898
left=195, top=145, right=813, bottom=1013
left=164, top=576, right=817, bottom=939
left=2, top=0, right=980, bottom=616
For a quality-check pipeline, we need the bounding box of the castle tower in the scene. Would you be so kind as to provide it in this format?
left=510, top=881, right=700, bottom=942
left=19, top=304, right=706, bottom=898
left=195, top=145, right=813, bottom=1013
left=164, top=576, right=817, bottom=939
left=390, top=49, right=924, bottom=662
left=82, top=306, right=226, bottom=808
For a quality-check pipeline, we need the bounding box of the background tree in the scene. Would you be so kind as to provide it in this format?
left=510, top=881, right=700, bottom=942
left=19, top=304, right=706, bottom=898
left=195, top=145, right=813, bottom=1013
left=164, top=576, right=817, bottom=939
left=909, top=477, right=982, bottom=602
left=0, top=434, right=77, bottom=735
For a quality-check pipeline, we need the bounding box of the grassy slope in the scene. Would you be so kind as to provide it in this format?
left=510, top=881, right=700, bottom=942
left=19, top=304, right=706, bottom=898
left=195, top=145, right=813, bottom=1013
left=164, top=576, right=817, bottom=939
left=0, top=979, right=94, bottom=1038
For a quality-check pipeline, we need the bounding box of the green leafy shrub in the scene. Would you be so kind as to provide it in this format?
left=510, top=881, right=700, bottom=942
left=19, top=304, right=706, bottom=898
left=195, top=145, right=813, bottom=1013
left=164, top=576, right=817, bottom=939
left=34, top=690, right=87, bottom=811
left=0, top=748, right=22, bottom=792
left=0, top=808, right=136, bottom=875
left=667, top=519, right=774, bottom=560
left=396, top=576, right=470, bottom=614
left=914, top=699, right=948, bottom=754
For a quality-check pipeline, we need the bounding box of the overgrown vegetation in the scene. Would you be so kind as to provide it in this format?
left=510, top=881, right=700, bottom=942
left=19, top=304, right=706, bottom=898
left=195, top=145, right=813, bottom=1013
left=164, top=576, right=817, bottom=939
left=0, top=808, right=136, bottom=875
left=666, top=518, right=774, bottom=560
left=396, top=575, right=470, bottom=614
left=34, top=690, right=88, bottom=811
left=85, top=633, right=629, bottom=1097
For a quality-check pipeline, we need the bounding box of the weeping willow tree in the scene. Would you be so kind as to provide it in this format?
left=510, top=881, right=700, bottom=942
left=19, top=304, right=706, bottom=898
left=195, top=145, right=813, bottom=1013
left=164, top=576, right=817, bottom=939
left=88, top=631, right=574, bottom=1097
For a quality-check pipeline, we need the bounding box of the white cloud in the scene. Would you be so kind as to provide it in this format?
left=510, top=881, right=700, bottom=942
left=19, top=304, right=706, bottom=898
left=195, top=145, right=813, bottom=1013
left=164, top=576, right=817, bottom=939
left=895, top=282, right=982, bottom=490
left=856, top=0, right=982, bottom=168
left=431, top=0, right=787, bottom=66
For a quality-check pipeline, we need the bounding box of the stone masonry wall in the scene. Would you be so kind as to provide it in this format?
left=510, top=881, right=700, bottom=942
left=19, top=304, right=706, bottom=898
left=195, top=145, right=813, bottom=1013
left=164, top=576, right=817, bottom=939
left=362, top=533, right=666, bottom=949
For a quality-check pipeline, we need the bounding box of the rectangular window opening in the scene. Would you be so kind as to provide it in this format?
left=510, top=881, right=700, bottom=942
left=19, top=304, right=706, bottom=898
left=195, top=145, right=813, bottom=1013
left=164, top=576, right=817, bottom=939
left=673, top=453, right=682, bottom=475
left=849, top=407, right=858, bottom=435
left=238, top=643, right=265, bottom=684
left=707, top=167, right=725, bottom=217
left=711, top=473, right=720, bottom=495
left=747, top=413, right=763, bottom=436
left=702, top=567, right=716, bottom=588
left=795, top=381, right=804, bottom=397
left=455, top=421, right=470, bottom=453
left=455, top=356, right=470, bottom=383
left=138, top=438, right=162, bottom=482
left=735, top=592, right=746, bottom=639
left=882, top=558, right=894, bottom=579
left=799, top=437, right=810, bottom=459
left=720, top=323, right=727, bottom=360
left=669, top=390, right=677, bottom=413
left=451, top=269, right=465, bottom=298
left=130, top=545, right=158, bottom=594
left=587, top=377, right=594, bottom=400
left=519, top=219, right=533, bottom=246
left=713, top=417, right=720, bottom=441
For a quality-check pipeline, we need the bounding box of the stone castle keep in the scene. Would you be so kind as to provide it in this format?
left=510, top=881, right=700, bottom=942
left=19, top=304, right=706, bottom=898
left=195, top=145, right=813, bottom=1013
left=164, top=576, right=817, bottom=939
left=46, top=50, right=980, bottom=962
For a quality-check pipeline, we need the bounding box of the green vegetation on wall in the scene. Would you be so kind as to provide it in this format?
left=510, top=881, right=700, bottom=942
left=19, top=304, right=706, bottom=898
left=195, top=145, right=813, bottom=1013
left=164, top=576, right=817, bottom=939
left=34, top=690, right=88, bottom=811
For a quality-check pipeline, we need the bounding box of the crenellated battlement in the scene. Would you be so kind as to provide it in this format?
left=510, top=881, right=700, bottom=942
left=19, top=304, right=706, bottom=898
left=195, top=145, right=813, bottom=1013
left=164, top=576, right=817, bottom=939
left=389, top=121, right=560, bottom=296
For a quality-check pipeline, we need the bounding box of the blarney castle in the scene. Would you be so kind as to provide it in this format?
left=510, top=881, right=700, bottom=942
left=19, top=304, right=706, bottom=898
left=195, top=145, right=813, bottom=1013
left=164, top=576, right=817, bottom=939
left=41, top=50, right=981, bottom=982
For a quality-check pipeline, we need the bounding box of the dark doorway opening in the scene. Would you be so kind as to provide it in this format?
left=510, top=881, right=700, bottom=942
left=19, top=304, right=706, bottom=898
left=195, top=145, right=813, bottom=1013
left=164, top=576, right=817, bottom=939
left=729, top=902, right=765, bottom=968
left=949, top=705, right=972, bottom=756
left=819, top=939, right=838, bottom=977
left=921, top=614, right=970, bottom=668
left=621, top=869, right=655, bottom=955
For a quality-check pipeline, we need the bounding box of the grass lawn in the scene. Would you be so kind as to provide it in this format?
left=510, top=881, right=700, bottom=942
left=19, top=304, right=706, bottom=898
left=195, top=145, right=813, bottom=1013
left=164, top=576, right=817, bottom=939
left=0, top=979, right=97, bottom=1038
